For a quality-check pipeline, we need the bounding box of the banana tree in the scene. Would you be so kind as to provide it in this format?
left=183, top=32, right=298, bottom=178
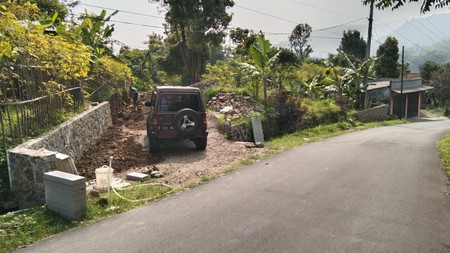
left=338, top=49, right=374, bottom=108
left=80, top=9, right=118, bottom=59
left=241, top=34, right=279, bottom=100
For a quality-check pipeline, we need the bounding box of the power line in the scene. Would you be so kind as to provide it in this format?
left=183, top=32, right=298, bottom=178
left=382, top=23, right=449, bottom=63
left=313, top=17, right=366, bottom=32
left=71, top=12, right=165, bottom=30
left=234, top=4, right=298, bottom=24
left=406, top=19, right=441, bottom=45
left=423, top=18, right=450, bottom=40
left=287, top=0, right=357, bottom=19
left=79, top=3, right=165, bottom=20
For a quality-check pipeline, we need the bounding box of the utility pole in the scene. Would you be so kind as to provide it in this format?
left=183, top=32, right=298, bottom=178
left=363, top=1, right=374, bottom=109
left=400, top=46, right=404, bottom=119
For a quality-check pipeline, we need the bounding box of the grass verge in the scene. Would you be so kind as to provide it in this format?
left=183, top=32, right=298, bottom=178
left=439, top=132, right=450, bottom=179
left=0, top=119, right=406, bottom=252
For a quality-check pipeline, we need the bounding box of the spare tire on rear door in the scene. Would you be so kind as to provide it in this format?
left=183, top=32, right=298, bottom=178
left=173, top=108, right=200, bottom=136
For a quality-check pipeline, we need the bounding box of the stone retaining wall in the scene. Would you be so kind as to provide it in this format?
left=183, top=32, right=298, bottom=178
left=7, top=102, right=112, bottom=208
left=356, top=105, right=389, bottom=123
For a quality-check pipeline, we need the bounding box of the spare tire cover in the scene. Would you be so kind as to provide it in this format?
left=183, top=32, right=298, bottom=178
left=173, top=108, right=200, bottom=136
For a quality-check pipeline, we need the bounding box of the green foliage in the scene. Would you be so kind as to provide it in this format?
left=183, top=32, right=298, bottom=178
left=302, top=98, right=344, bottom=128
left=439, top=131, right=450, bottom=178
left=375, top=36, right=400, bottom=78
left=244, top=34, right=280, bottom=100
left=429, top=62, right=450, bottom=111
left=86, top=56, right=133, bottom=102
left=259, top=91, right=305, bottom=139
left=363, top=0, right=449, bottom=14
left=338, top=29, right=367, bottom=61
left=1, top=0, right=71, bottom=21
left=152, top=0, right=234, bottom=84
left=0, top=183, right=173, bottom=252
left=420, top=60, right=440, bottom=83
left=338, top=49, right=375, bottom=108
left=289, top=23, right=313, bottom=62
left=0, top=206, right=74, bottom=252
left=202, top=60, right=260, bottom=95
left=79, top=9, right=117, bottom=58
left=229, top=27, right=256, bottom=56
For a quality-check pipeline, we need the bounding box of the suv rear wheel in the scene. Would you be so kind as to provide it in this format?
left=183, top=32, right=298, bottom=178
left=194, top=137, right=207, bottom=151
left=149, top=137, right=160, bottom=153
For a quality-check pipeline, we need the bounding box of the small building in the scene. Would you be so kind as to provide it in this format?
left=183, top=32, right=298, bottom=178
left=367, top=78, right=433, bottom=118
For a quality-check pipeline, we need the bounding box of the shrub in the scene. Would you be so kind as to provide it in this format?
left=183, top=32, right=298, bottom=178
left=261, top=91, right=306, bottom=139
left=302, top=99, right=344, bottom=128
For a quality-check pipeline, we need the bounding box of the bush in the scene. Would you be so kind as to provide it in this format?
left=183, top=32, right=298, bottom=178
left=301, top=99, right=344, bottom=128
left=261, top=91, right=306, bottom=139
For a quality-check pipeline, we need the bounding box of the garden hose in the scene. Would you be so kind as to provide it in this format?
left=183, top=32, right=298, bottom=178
left=107, top=157, right=174, bottom=203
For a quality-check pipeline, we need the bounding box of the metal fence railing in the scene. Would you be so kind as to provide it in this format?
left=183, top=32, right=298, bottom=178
left=0, top=64, right=85, bottom=152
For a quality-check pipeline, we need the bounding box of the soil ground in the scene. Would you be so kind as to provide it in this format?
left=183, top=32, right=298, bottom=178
left=75, top=98, right=265, bottom=189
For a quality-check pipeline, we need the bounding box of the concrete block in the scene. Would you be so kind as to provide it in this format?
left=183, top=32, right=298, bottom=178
left=126, top=172, right=149, bottom=181
left=44, top=171, right=86, bottom=220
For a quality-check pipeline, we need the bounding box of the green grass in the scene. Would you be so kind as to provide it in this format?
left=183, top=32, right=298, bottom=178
left=0, top=183, right=173, bottom=253
left=439, top=132, right=450, bottom=179
left=0, top=118, right=408, bottom=252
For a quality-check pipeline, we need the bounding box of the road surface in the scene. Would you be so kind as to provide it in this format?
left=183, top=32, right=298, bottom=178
left=17, top=119, right=450, bottom=252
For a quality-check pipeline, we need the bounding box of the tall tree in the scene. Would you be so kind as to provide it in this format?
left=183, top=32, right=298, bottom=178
left=288, top=23, right=313, bottom=62
left=374, top=36, right=400, bottom=78
left=430, top=62, right=450, bottom=112
left=339, top=30, right=367, bottom=61
left=151, top=0, right=234, bottom=84
left=420, top=60, right=440, bottom=84
left=229, top=27, right=256, bottom=56
left=362, top=0, right=449, bottom=14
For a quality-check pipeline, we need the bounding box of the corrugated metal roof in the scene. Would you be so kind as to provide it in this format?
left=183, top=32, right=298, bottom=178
left=391, top=85, right=434, bottom=94
left=367, top=81, right=390, bottom=91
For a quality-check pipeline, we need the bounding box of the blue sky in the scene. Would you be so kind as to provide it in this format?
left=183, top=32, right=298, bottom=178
left=72, top=0, right=449, bottom=57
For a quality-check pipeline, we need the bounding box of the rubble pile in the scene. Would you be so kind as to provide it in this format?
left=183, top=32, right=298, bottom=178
left=208, top=92, right=260, bottom=119
left=207, top=92, right=261, bottom=142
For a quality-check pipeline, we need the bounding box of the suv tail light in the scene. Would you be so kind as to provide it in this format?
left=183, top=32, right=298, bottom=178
left=203, top=113, right=207, bottom=130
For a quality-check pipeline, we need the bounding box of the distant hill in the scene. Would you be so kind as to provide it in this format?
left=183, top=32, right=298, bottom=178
left=274, top=13, right=450, bottom=72
left=379, top=13, right=450, bottom=72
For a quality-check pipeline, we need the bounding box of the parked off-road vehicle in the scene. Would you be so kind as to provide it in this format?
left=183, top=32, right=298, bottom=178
left=144, top=86, right=208, bottom=153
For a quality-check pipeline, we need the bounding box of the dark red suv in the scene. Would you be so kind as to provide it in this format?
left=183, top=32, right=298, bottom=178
left=145, top=86, right=208, bottom=153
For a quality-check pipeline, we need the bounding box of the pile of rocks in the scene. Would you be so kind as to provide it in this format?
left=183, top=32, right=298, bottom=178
left=208, top=92, right=261, bottom=142
left=208, top=92, right=260, bottom=119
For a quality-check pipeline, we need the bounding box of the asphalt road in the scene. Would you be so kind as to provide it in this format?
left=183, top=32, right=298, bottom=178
left=16, top=119, right=450, bottom=253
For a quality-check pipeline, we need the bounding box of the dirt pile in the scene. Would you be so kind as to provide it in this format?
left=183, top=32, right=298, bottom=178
left=208, top=92, right=260, bottom=119
left=75, top=91, right=265, bottom=186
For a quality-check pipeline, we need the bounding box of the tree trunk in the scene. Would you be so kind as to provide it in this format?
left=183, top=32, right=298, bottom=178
left=262, top=73, right=267, bottom=101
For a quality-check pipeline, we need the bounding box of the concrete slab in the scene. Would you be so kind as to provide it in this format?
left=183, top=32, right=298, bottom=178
left=126, top=172, right=149, bottom=181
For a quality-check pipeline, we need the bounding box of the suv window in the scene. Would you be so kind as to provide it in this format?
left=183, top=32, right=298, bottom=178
left=160, top=94, right=200, bottom=112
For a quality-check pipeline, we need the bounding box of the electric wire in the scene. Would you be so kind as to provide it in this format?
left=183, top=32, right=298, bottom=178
left=79, top=3, right=165, bottom=19
left=424, top=18, right=450, bottom=39
left=287, top=0, right=358, bottom=19
left=234, top=4, right=298, bottom=24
